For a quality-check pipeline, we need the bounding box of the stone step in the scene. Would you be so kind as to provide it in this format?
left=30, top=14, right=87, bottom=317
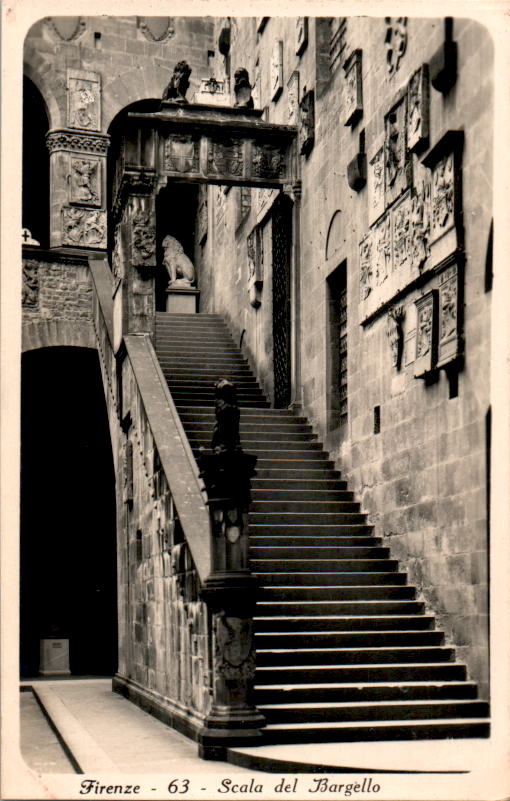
left=175, top=398, right=270, bottom=408
left=163, top=368, right=255, bottom=379
left=252, top=463, right=340, bottom=476
left=250, top=524, right=374, bottom=536
left=253, top=615, right=435, bottom=632
left=250, top=512, right=368, bottom=525
left=188, top=430, right=318, bottom=443
left=256, top=599, right=425, bottom=616
left=188, top=437, right=323, bottom=453
left=254, top=662, right=467, bottom=684
left=259, top=718, right=490, bottom=744
left=255, top=572, right=404, bottom=587
left=258, top=585, right=415, bottom=601
left=250, top=537, right=383, bottom=548
left=258, top=699, right=489, bottom=725
left=254, top=630, right=444, bottom=650
left=166, top=376, right=259, bottom=387
left=251, top=478, right=346, bottom=491
left=251, top=489, right=353, bottom=501
left=177, top=407, right=307, bottom=422
left=256, top=645, right=455, bottom=667
left=253, top=680, right=478, bottom=704
left=250, top=545, right=388, bottom=558
left=185, top=420, right=313, bottom=434
left=252, top=559, right=398, bottom=573
left=250, top=499, right=361, bottom=512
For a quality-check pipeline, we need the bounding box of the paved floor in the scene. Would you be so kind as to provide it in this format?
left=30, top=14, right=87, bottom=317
left=20, top=679, right=253, bottom=775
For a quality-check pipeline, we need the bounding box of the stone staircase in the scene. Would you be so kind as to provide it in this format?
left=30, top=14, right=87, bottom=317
left=155, top=311, right=490, bottom=744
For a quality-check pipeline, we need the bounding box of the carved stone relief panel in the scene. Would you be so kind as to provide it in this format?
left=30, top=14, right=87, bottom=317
left=437, top=262, right=460, bottom=367
left=287, top=71, right=300, bottom=126
left=343, top=50, right=363, bottom=127
left=407, top=65, right=429, bottom=152
left=368, top=146, right=385, bottom=226
left=386, top=304, right=405, bottom=369
left=384, top=96, right=409, bottom=207
left=62, top=207, right=106, bottom=248
left=391, top=191, right=412, bottom=276
left=270, top=40, right=284, bottom=102
left=414, top=290, right=438, bottom=378
left=296, top=18, right=308, bottom=56
left=373, top=213, right=392, bottom=288
left=22, top=261, right=39, bottom=308
left=70, top=156, right=101, bottom=206
left=422, top=131, right=463, bottom=265
left=359, top=232, right=373, bottom=301
left=67, top=70, right=101, bottom=131
left=163, top=133, right=200, bottom=174
left=299, top=90, right=315, bottom=156
left=430, top=153, right=455, bottom=241
left=385, top=17, right=408, bottom=76
left=130, top=196, right=156, bottom=267
left=207, top=136, right=244, bottom=178
left=409, top=174, right=431, bottom=271
left=252, top=141, right=287, bottom=179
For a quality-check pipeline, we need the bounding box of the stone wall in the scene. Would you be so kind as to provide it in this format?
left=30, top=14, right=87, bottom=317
left=204, top=16, right=492, bottom=696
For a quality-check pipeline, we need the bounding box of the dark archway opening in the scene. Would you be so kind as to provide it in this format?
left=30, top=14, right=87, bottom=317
left=23, top=77, right=50, bottom=248
left=272, top=193, right=293, bottom=408
left=20, top=347, right=117, bottom=677
left=156, top=182, right=199, bottom=311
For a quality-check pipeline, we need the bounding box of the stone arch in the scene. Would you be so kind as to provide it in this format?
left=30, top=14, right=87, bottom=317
left=22, top=320, right=96, bottom=353
left=23, top=58, right=63, bottom=129
left=325, top=210, right=343, bottom=262
left=102, top=65, right=174, bottom=131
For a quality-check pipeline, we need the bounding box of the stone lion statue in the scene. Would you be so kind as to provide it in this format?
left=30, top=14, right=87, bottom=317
left=162, top=235, right=195, bottom=286
left=162, top=61, right=192, bottom=104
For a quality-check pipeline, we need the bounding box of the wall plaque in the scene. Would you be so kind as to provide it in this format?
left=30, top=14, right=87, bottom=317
left=407, top=65, right=429, bottom=152
left=422, top=130, right=463, bottom=265
left=343, top=49, right=363, bottom=127
left=163, top=133, right=200, bottom=174
left=414, top=290, right=438, bottom=378
left=207, top=136, right=243, bottom=178
left=296, top=18, right=308, bottom=55
left=287, top=71, right=300, bottom=126
left=437, top=262, right=461, bottom=367
left=384, top=95, right=409, bottom=207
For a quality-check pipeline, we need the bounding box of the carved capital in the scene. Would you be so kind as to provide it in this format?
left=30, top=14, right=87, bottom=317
left=46, top=129, right=110, bottom=155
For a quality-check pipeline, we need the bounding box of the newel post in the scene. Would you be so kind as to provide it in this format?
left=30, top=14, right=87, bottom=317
left=198, top=380, right=265, bottom=759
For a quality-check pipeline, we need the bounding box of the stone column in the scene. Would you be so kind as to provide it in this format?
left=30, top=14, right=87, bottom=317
left=197, top=380, right=265, bottom=759
left=46, top=70, right=108, bottom=251
left=112, top=179, right=158, bottom=350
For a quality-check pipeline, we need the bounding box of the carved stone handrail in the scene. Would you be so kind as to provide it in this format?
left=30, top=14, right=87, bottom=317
left=124, top=333, right=211, bottom=582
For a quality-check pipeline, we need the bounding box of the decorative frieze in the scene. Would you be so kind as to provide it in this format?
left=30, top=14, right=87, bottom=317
left=270, top=40, right=284, bottom=102
left=62, top=207, right=106, bottom=248
left=343, top=50, right=363, bottom=127
left=385, top=17, right=408, bottom=76
left=407, top=65, right=429, bottom=152
left=46, top=130, right=109, bottom=155
left=22, top=261, right=39, bottom=308
left=70, top=157, right=101, bottom=206
left=207, top=136, right=243, bottom=178
left=296, top=18, right=308, bottom=56
left=287, top=71, right=300, bottom=126
left=67, top=70, right=101, bottom=131
left=163, top=133, right=200, bottom=174
left=299, top=89, right=315, bottom=157
left=384, top=95, right=409, bottom=207
left=414, top=290, right=438, bottom=378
